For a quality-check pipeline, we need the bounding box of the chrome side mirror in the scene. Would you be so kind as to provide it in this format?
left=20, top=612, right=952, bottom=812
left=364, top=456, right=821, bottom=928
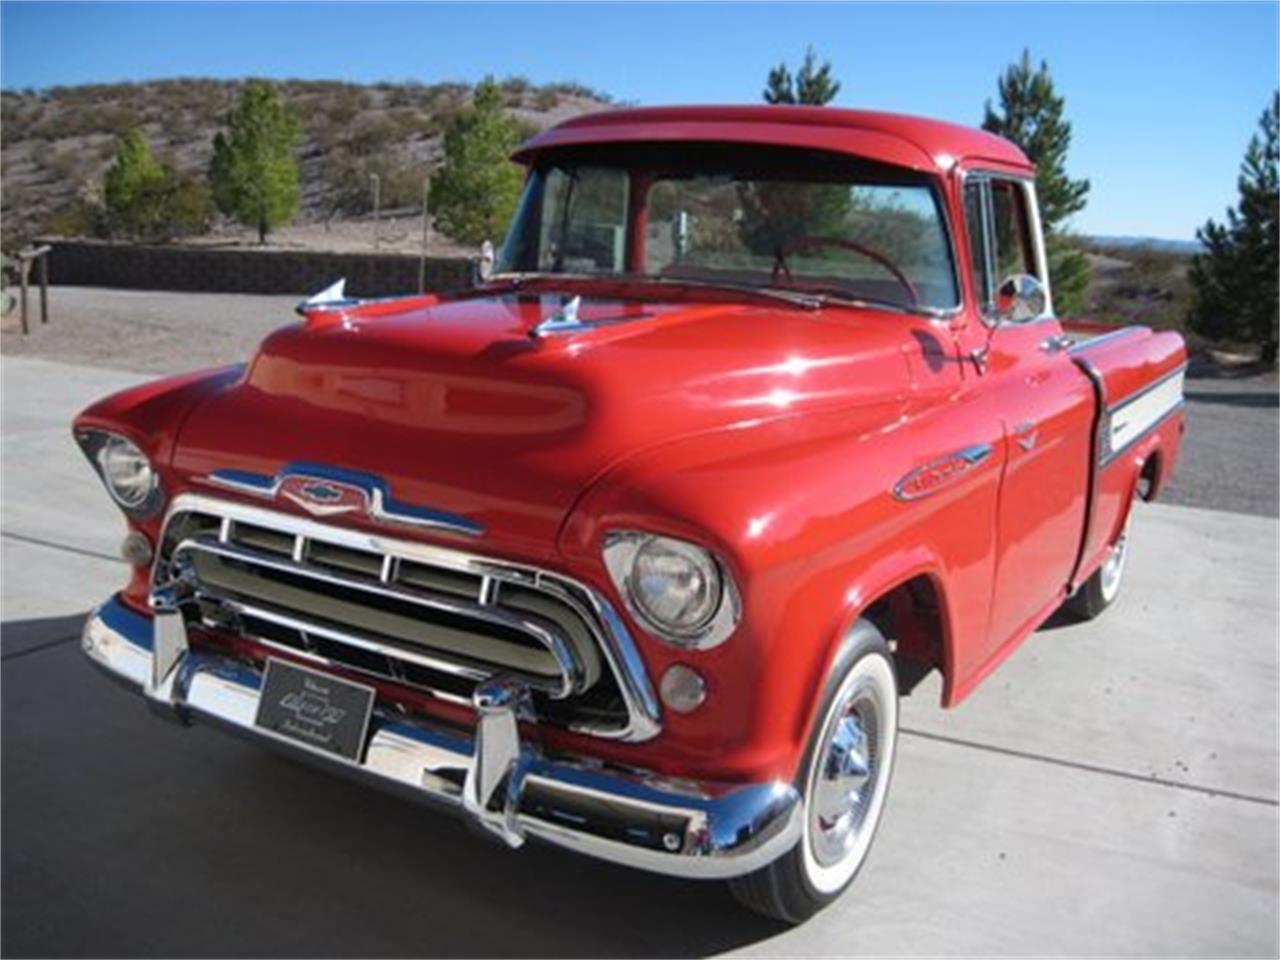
left=993, top=273, right=1047, bottom=324
left=475, top=240, right=495, bottom=284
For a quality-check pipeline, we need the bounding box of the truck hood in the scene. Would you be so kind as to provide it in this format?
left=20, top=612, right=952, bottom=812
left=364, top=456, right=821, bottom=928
left=171, top=292, right=915, bottom=558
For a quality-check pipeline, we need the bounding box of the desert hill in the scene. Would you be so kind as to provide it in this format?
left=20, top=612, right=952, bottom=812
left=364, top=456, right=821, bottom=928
left=0, top=77, right=612, bottom=251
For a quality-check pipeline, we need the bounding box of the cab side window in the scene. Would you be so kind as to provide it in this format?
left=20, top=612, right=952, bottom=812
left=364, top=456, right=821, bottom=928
left=964, top=176, right=1040, bottom=315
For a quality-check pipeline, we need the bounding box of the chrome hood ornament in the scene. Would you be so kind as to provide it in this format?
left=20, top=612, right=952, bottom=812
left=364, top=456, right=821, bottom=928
left=531, top=295, right=586, bottom=337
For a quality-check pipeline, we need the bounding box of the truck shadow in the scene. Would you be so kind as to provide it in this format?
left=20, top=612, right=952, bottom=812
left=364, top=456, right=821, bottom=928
left=1, top=611, right=791, bottom=958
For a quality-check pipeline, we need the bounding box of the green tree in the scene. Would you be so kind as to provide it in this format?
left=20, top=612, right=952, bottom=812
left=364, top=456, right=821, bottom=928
left=982, top=50, right=1092, bottom=313
left=103, top=129, right=168, bottom=238
left=1189, top=93, right=1279, bottom=365
left=101, top=130, right=212, bottom=241
left=429, top=77, right=526, bottom=245
left=764, top=47, right=841, bottom=106
left=209, top=81, right=301, bottom=243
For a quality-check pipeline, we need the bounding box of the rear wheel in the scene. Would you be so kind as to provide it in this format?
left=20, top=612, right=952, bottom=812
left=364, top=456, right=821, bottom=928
left=728, top=620, right=898, bottom=923
left=1067, top=506, right=1133, bottom=620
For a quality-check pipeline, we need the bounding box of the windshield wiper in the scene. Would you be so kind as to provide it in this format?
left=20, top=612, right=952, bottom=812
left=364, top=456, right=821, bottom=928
left=487, top=271, right=946, bottom=317
left=770, top=282, right=942, bottom=317
left=637, top=275, right=823, bottom=310
left=489, top=272, right=824, bottom=310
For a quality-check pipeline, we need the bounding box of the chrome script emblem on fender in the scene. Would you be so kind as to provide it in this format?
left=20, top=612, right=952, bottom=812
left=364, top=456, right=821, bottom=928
left=893, top=443, right=994, bottom=501
left=277, top=475, right=371, bottom=518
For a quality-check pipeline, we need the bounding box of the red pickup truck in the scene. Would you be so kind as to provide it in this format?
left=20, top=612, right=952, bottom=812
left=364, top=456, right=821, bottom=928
left=76, top=105, right=1186, bottom=922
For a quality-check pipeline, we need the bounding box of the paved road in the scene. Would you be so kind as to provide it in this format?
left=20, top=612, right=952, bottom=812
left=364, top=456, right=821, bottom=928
left=2, top=356, right=1277, bottom=958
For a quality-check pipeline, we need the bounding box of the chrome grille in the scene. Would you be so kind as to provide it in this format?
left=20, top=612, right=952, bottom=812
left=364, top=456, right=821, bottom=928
left=152, top=494, right=661, bottom=740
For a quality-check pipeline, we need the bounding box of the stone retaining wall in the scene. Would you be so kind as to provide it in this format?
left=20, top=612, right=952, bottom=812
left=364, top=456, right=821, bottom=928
left=39, top=239, right=473, bottom=298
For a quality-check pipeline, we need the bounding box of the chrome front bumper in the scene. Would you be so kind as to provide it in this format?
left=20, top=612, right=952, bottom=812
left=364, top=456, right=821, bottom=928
left=82, top=595, right=802, bottom=880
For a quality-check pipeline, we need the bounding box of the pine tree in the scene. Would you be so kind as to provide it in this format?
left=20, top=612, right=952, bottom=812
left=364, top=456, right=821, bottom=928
left=982, top=50, right=1092, bottom=313
left=103, top=129, right=168, bottom=238
left=429, top=77, right=526, bottom=246
left=209, top=82, right=301, bottom=244
left=763, top=47, right=840, bottom=106
left=1189, top=93, right=1280, bottom=365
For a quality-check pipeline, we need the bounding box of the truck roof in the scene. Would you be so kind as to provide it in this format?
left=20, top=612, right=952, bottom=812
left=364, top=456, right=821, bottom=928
left=513, top=104, right=1033, bottom=174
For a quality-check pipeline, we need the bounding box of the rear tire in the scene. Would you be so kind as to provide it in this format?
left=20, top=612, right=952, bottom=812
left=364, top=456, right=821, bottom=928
left=728, top=620, right=898, bottom=924
left=1067, top=505, right=1133, bottom=621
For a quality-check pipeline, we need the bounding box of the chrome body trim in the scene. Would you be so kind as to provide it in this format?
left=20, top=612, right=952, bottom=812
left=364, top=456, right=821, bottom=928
left=892, top=442, right=994, bottom=501
left=960, top=169, right=1055, bottom=324
left=1066, top=324, right=1145, bottom=355
left=171, top=534, right=582, bottom=698
left=207, top=462, right=485, bottom=538
left=156, top=493, right=661, bottom=742
left=1104, top=399, right=1186, bottom=466
left=1104, top=361, right=1189, bottom=413
left=82, top=595, right=801, bottom=880
left=600, top=531, right=743, bottom=651
left=1066, top=356, right=1185, bottom=590
left=73, top=428, right=167, bottom=520
left=1086, top=360, right=1187, bottom=467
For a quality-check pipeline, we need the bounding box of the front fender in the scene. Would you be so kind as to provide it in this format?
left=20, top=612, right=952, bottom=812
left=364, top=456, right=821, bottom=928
left=556, top=393, right=991, bottom=783
left=72, top=364, right=245, bottom=609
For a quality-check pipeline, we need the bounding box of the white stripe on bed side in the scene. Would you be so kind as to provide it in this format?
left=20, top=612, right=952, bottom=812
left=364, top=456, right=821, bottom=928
left=1107, top=369, right=1185, bottom=459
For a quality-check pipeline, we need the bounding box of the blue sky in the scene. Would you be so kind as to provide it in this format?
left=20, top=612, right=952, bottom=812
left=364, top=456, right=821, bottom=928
left=2, top=1, right=1276, bottom=240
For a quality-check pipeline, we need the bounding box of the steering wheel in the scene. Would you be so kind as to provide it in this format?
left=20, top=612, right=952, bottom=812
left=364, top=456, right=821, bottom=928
left=771, top=235, right=920, bottom=308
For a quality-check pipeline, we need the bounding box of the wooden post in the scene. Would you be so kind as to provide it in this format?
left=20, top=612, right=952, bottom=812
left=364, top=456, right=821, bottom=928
left=37, top=249, right=48, bottom=324
left=18, top=257, right=29, bottom=336
left=418, top=175, right=430, bottom=293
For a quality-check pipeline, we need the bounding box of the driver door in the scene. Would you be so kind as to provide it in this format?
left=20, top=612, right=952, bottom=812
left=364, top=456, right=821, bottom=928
left=963, top=172, right=1094, bottom=656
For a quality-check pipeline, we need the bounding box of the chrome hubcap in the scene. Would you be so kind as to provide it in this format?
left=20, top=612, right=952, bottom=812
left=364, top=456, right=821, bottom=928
left=809, top=691, right=881, bottom=867
left=1101, top=524, right=1130, bottom=601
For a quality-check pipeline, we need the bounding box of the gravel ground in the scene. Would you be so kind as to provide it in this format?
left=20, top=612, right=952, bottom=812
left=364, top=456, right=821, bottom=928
left=3, top=286, right=1275, bottom=516
left=0, top=286, right=297, bottom=373
left=1161, top=375, right=1279, bottom=517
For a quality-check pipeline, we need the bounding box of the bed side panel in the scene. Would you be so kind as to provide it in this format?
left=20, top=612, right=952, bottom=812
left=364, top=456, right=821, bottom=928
left=1069, top=328, right=1188, bottom=584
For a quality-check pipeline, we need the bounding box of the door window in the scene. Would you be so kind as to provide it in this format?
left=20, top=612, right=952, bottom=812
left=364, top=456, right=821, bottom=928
left=964, top=176, right=1040, bottom=315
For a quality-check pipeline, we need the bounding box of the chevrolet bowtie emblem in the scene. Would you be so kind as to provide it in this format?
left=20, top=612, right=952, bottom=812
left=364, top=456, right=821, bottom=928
left=278, top=475, right=370, bottom=518
left=207, top=463, right=486, bottom=537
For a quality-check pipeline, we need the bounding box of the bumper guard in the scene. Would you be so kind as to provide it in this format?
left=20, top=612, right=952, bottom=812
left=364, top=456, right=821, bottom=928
left=82, top=595, right=802, bottom=880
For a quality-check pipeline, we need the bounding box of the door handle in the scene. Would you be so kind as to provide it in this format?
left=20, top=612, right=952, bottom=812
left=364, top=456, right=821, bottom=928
left=1013, top=420, right=1039, bottom=451
left=1040, top=334, right=1073, bottom=353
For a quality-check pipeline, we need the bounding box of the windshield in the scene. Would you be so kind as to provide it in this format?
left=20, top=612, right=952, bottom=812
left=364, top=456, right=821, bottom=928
left=497, top=146, right=960, bottom=312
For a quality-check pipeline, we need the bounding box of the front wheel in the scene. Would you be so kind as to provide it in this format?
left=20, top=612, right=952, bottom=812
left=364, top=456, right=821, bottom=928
left=728, top=620, right=898, bottom=924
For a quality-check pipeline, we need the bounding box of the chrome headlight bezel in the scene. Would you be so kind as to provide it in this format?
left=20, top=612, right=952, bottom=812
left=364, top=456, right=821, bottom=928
left=75, top=429, right=164, bottom=518
left=602, top=531, right=741, bottom=650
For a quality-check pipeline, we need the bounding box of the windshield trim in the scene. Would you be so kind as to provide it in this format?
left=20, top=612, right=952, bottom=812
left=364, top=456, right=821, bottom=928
left=499, top=145, right=966, bottom=316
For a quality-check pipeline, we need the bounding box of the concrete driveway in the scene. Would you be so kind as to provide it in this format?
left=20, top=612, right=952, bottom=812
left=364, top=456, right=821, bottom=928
left=2, top=356, right=1277, bottom=958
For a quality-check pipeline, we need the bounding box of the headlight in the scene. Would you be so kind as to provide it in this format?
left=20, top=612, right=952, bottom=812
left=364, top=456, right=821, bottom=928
left=603, top=532, right=741, bottom=649
left=76, top=430, right=162, bottom=516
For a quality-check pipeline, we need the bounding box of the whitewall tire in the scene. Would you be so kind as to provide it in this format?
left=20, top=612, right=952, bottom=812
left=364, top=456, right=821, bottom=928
left=729, top=620, right=898, bottom=922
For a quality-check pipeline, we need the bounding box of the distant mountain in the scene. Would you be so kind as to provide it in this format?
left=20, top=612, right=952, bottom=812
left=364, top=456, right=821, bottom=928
left=1086, top=235, right=1204, bottom=255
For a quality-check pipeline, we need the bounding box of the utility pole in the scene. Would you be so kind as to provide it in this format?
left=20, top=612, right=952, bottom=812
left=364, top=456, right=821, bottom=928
left=418, top=174, right=430, bottom=292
